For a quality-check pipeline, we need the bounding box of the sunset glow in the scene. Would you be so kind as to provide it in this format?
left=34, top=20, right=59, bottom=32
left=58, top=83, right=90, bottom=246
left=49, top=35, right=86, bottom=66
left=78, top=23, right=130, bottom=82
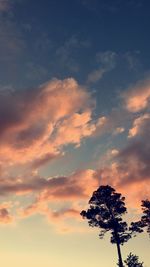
left=0, top=1, right=150, bottom=266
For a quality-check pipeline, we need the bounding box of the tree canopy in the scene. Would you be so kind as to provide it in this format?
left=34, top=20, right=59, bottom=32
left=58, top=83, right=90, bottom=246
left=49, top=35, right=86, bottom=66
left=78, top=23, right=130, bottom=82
left=80, top=185, right=132, bottom=267
left=124, top=253, right=144, bottom=267
left=80, top=185, right=131, bottom=244
left=141, top=199, right=150, bottom=236
left=130, top=199, right=150, bottom=237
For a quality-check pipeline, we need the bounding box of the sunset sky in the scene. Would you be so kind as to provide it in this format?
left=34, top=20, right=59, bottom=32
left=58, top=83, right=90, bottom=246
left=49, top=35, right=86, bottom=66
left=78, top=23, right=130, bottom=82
left=0, top=0, right=150, bottom=266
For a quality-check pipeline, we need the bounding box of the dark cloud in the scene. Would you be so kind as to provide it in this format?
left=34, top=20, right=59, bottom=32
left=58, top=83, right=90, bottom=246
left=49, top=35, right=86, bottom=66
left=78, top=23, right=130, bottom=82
left=31, top=153, right=59, bottom=169
left=0, top=169, right=97, bottom=200
left=116, top=113, right=150, bottom=185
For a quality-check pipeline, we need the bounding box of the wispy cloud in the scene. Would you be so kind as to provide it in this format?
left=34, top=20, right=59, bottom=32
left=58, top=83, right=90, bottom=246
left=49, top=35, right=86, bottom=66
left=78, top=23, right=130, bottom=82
left=0, top=0, right=24, bottom=13
left=87, top=51, right=117, bottom=83
left=0, top=0, right=11, bottom=12
left=56, top=35, right=90, bottom=73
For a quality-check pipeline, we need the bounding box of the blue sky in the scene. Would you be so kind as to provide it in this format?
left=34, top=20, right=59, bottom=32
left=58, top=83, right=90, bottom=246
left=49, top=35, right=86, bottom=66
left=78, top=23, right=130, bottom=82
left=0, top=1, right=150, bottom=266
left=1, top=0, right=150, bottom=88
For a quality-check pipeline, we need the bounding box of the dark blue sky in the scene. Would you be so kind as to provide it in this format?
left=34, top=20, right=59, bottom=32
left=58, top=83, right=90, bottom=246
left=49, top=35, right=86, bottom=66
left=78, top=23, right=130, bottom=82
left=0, top=0, right=150, bottom=92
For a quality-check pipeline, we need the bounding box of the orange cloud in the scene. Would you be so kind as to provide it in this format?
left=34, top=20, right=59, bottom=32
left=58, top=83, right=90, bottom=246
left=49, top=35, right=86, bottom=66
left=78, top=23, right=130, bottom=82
left=0, top=202, right=14, bottom=224
left=123, top=79, right=150, bottom=112
left=0, top=208, right=13, bottom=223
left=0, top=78, right=95, bottom=166
left=0, top=168, right=97, bottom=230
left=0, top=137, right=149, bottom=228
left=0, top=169, right=97, bottom=198
left=15, top=169, right=98, bottom=231
left=0, top=76, right=149, bottom=231
left=128, top=113, right=150, bottom=138
left=0, top=77, right=130, bottom=171
left=52, top=111, right=96, bottom=147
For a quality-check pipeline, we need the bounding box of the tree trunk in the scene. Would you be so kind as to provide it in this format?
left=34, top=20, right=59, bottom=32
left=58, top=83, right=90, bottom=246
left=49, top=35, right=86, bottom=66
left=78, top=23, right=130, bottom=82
left=116, top=240, right=124, bottom=267
left=113, top=229, right=124, bottom=267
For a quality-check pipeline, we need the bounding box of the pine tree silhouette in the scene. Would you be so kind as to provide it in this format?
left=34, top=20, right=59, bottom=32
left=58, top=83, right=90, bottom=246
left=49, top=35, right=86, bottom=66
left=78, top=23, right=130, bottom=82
left=81, top=185, right=132, bottom=267
left=124, top=253, right=144, bottom=267
left=130, top=199, right=150, bottom=237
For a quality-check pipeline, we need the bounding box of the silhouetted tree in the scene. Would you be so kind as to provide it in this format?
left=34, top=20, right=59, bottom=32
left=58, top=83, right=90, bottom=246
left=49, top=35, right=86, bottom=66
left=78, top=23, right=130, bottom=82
left=124, top=253, right=144, bottom=267
left=141, top=199, right=150, bottom=236
left=130, top=199, right=150, bottom=237
left=80, top=185, right=132, bottom=267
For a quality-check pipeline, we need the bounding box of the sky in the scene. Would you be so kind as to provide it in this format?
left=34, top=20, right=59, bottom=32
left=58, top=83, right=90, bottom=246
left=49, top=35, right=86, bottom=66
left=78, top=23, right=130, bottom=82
left=0, top=0, right=150, bottom=266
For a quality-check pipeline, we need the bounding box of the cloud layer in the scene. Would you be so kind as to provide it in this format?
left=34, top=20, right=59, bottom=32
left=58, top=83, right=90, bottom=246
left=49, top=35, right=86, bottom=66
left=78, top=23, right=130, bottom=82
left=0, top=77, right=149, bottom=232
left=0, top=78, right=97, bottom=166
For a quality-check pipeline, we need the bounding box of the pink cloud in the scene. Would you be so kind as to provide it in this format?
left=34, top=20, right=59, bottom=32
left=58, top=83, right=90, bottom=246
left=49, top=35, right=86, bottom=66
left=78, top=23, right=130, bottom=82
left=123, top=79, right=150, bottom=112
left=0, top=134, right=149, bottom=227
left=52, top=111, right=96, bottom=147
left=0, top=78, right=95, bottom=166
left=128, top=113, right=150, bottom=138
left=0, top=76, right=149, bottom=230
left=0, top=169, right=98, bottom=200
left=14, top=169, right=98, bottom=230
left=0, top=208, right=13, bottom=223
left=97, top=118, right=150, bottom=207
left=0, top=77, right=129, bottom=171
left=0, top=168, right=98, bottom=229
left=0, top=202, right=13, bottom=224
left=0, top=103, right=149, bottom=225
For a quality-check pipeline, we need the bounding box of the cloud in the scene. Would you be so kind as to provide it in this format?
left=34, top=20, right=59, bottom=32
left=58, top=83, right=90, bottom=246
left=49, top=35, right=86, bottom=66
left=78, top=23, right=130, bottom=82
left=31, top=153, right=59, bottom=169
left=0, top=208, right=13, bottom=223
left=52, top=111, right=96, bottom=147
left=0, top=168, right=98, bottom=228
left=120, top=112, right=150, bottom=187
left=123, top=79, right=150, bottom=112
left=113, top=127, right=125, bottom=135
left=0, top=76, right=139, bottom=171
left=19, top=201, right=85, bottom=233
left=0, top=109, right=149, bottom=226
left=0, top=76, right=121, bottom=229
left=0, top=0, right=11, bottom=12
left=124, top=50, right=140, bottom=70
left=16, top=169, right=98, bottom=232
left=96, top=51, right=117, bottom=67
left=96, top=110, right=150, bottom=207
left=0, top=0, right=24, bottom=13
left=0, top=202, right=13, bottom=223
left=55, top=35, right=90, bottom=73
left=0, top=78, right=96, bottom=166
left=117, top=115, right=150, bottom=187
left=0, top=168, right=98, bottom=203
left=0, top=16, right=25, bottom=64
left=93, top=109, right=128, bottom=137
left=87, top=68, right=106, bottom=83
left=128, top=113, right=150, bottom=137
left=87, top=51, right=117, bottom=83
left=0, top=76, right=149, bottom=230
